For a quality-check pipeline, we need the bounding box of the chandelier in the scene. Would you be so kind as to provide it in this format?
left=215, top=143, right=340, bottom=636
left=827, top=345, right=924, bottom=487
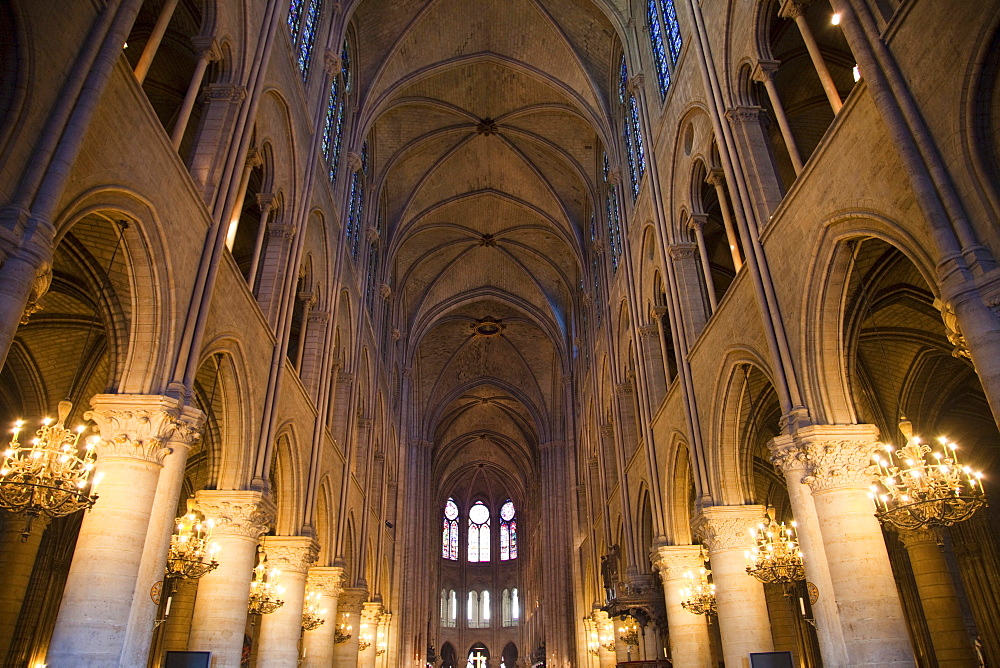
left=358, top=623, right=373, bottom=652
left=301, top=589, right=327, bottom=631
left=587, top=630, right=600, bottom=656
left=617, top=619, right=639, bottom=647
left=0, top=401, right=100, bottom=539
left=745, top=518, right=805, bottom=584
left=679, top=549, right=717, bottom=617
left=871, top=418, right=986, bottom=530
left=247, top=546, right=284, bottom=615
left=334, top=615, right=353, bottom=644
left=166, top=508, right=219, bottom=579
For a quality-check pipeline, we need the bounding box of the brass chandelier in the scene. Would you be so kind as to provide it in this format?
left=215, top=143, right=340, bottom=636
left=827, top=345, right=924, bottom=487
left=334, top=617, right=353, bottom=644
left=679, top=549, right=717, bottom=617
left=0, top=401, right=100, bottom=539
left=745, top=518, right=805, bottom=585
left=871, top=418, right=986, bottom=530
left=301, top=589, right=327, bottom=631
left=247, top=546, right=284, bottom=615
left=165, top=508, right=219, bottom=580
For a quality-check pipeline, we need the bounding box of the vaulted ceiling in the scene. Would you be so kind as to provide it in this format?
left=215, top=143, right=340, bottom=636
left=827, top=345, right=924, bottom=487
left=351, top=0, right=622, bottom=488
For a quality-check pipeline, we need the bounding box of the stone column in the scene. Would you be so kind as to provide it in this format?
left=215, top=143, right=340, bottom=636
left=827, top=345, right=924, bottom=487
left=299, top=309, right=331, bottom=397
left=0, top=514, right=50, bottom=660
left=331, top=372, right=354, bottom=446
left=705, top=169, right=743, bottom=271
left=257, top=536, right=319, bottom=667
left=170, top=36, right=220, bottom=149
left=121, top=404, right=204, bottom=668
left=188, top=83, right=247, bottom=202
left=333, top=588, right=367, bottom=668
left=752, top=60, right=804, bottom=173
left=724, top=106, right=785, bottom=221
left=224, top=149, right=262, bottom=252
left=651, top=544, right=712, bottom=668
left=358, top=601, right=383, bottom=668
left=302, top=566, right=345, bottom=668
left=159, top=576, right=199, bottom=657
left=47, top=394, right=184, bottom=667
left=375, top=611, right=392, bottom=667
left=187, top=490, right=275, bottom=668
left=638, top=323, right=668, bottom=408
left=668, top=243, right=709, bottom=341
left=688, top=213, right=718, bottom=311
left=592, top=610, right=618, bottom=668
left=769, top=435, right=847, bottom=667
left=779, top=0, right=843, bottom=113
left=698, top=505, right=773, bottom=667
left=256, top=219, right=298, bottom=327
left=797, top=425, right=914, bottom=666
left=896, top=528, right=977, bottom=667
left=247, top=193, right=274, bottom=291
left=133, top=0, right=180, bottom=84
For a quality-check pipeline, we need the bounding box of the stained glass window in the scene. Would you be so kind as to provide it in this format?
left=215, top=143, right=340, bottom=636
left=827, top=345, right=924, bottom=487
left=619, top=56, right=646, bottom=200
left=647, top=0, right=671, bottom=97
left=347, top=141, right=367, bottom=260
left=326, top=43, right=349, bottom=184
left=443, top=498, right=459, bottom=560
left=365, top=213, right=382, bottom=315
left=468, top=501, right=491, bottom=562
left=603, top=153, right=622, bottom=272
left=289, top=0, right=323, bottom=81
left=322, top=79, right=339, bottom=163
left=287, top=0, right=305, bottom=40
left=662, top=0, right=682, bottom=63
left=500, top=500, right=517, bottom=561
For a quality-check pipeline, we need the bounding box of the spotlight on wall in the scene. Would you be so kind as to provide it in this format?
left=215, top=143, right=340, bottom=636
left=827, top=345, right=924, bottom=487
left=831, top=12, right=841, bottom=25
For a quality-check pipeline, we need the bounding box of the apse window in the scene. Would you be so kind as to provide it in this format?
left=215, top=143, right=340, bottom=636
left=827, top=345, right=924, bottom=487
left=468, top=501, right=491, bottom=562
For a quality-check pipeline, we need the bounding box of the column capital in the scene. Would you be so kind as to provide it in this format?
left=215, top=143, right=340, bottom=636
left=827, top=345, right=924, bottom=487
left=267, top=222, right=297, bottom=240
left=668, top=242, right=699, bottom=261
left=687, top=212, right=709, bottom=232
left=346, top=151, right=363, bottom=174
left=262, top=535, right=319, bottom=574
left=308, top=566, right=347, bottom=597
left=203, top=83, right=247, bottom=103
left=637, top=323, right=659, bottom=339
left=768, top=433, right=808, bottom=474
left=778, top=0, right=811, bottom=20
left=256, top=192, right=275, bottom=214
left=194, top=489, right=275, bottom=539
left=650, top=544, right=705, bottom=579
left=190, top=35, right=221, bottom=61
left=308, top=309, right=331, bottom=325
left=705, top=168, right=726, bottom=188
left=752, top=59, right=781, bottom=83
left=795, top=424, right=882, bottom=492
left=725, top=105, right=766, bottom=125
left=893, top=526, right=943, bottom=549
left=695, top=504, right=767, bottom=552
left=627, top=73, right=645, bottom=95
left=362, top=600, right=383, bottom=622
left=600, top=422, right=614, bottom=438
left=615, top=381, right=633, bottom=396
left=338, top=586, right=368, bottom=614
left=652, top=305, right=669, bottom=318
left=85, top=394, right=192, bottom=464
left=324, top=48, right=342, bottom=76
left=338, top=371, right=354, bottom=384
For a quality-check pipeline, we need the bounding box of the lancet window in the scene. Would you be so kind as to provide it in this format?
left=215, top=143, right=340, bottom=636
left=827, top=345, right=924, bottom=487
left=620, top=56, right=646, bottom=200
left=603, top=154, right=623, bottom=272
left=647, top=0, right=683, bottom=98
left=287, top=0, right=322, bottom=81
left=468, top=500, right=491, bottom=562
left=500, top=499, right=517, bottom=561
left=442, top=497, right=459, bottom=560
left=501, top=588, right=520, bottom=626
left=325, top=43, right=350, bottom=184
left=346, top=141, right=368, bottom=260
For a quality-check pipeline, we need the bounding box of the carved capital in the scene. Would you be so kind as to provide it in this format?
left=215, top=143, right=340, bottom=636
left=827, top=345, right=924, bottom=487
left=650, top=544, right=705, bottom=580
left=190, top=35, right=221, bottom=61
left=752, top=60, right=781, bottom=84
left=338, top=586, right=369, bottom=614
left=637, top=324, right=659, bottom=339
left=309, top=309, right=331, bottom=325
left=687, top=212, right=709, bottom=233
left=262, top=535, right=319, bottom=574
left=695, top=505, right=767, bottom=553
left=652, top=305, right=669, bottom=318
left=705, top=168, right=726, bottom=188
left=894, top=526, right=944, bottom=550
left=267, top=222, right=297, bottom=240
left=346, top=151, right=363, bottom=174
left=768, top=433, right=809, bottom=475
left=246, top=146, right=264, bottom=169
left=308, top=566, right=346, bottom=597
left=85, top=394, right=190, bottom=464
left=194, top=489, right=275, bottom=539
left=725, top=105, right=766, bottom=125
left=668, top=242, right=699, bottom=261
left=600, top=422, right=615, bottom=438
left=379, top=282, right=392, bottom=300
left=203, top=83, right=247, bottom=103
left=796, top=424, right=882, bottom=492
left=627, top=73, right=645, bottom=95
left=939, top=302, right=972, bottom=360
left=338, top=372, right=354, bottom=385
left=256, top=192, right=275, bottom=214
left=605, top=167, right=622, bottom=186
left=615, top=381, right=633, bottom=397
left=324, top=48, right=342, bottom=76
left=779, top=0, right=810, bottom=20
left=20, top=264, right=52, bottom=325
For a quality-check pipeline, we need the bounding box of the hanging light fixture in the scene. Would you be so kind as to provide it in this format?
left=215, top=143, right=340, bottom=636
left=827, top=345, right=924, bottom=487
left=0, top=401, right=100, bottom=539
left=679, top=548, right=717, bottom=617
left=301, top=589, right=327, bottom=631
left=0, top=219, right=129, bottom=540
left=357, top=622, right=373, bottom=652
left=375, top=630, right=387, bottom=657
left=617, top=618, right=639, bottom=647
left=745, top=517, right=805, bottom=584
left=334, top=614, right=353, bottom=644
left=247, top=545, right=284, bottom=615
left=871, top=417, right=986, bottom=530
left=165, top=507, right=219, bottom=580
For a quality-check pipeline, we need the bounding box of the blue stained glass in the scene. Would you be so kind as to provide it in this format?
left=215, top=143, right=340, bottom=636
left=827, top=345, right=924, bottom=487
left=619, top=56, right=628, bottom=105
left=508, top=519, right=516, bottom=559
left=297, top=0, right=322, bottom=81
left=352, top=181, right=364, bottom=259
left=630, top=95, right=646, bottom=184
left=329, top=104, right=345, bottom=182
left=662, top=0, right=682, bottom=64
left=322, top=79, right=339, bottom=162
left=647, top=0, right=671, bottom=97
left=604, top=153, right=622, bottom=272
left=342, top=43, right=351, bottom=91
left=443, top=517, right=451, bottom=559
left=346, top=173, right=359, bottom=253
left=287, top=0, right=305, bottom=40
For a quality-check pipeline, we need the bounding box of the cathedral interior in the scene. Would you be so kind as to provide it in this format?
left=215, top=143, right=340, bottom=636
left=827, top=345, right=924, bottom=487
left=0, top=0, right=999, bottom=667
